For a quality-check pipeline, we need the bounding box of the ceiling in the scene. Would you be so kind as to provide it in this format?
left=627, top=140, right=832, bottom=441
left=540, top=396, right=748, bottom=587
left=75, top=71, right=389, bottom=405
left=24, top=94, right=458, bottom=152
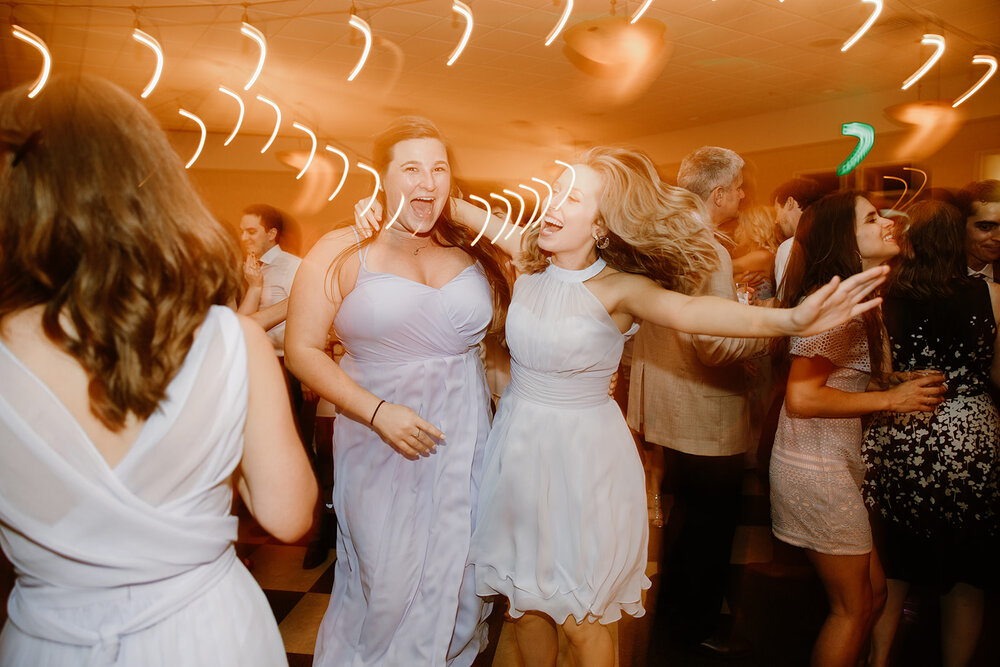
left=2, top=0, right=998, bottom=161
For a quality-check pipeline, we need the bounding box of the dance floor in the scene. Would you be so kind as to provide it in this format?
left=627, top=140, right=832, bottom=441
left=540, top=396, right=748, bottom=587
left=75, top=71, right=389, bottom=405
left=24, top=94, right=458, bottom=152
left=0, top=468, right=996, bottom=665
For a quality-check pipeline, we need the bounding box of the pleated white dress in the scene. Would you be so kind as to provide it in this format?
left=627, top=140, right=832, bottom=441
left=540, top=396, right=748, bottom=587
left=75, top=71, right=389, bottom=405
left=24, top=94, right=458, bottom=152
left=0, top=306, right=286, bottom=667
left=471, top=259, right=650, bottom=625
left=314, top=247, right=494, bottom=666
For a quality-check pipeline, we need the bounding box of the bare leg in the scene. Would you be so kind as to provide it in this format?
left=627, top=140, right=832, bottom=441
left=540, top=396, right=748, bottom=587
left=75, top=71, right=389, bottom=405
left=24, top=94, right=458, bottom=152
left=513, top=611, right=558, bottom=667
left=561, top=617, right=615, bottom=667
left=941, top=582, right=984, bottom=667
left=806, top=550, right=876, bottom=667
left=867, top=579, right=909, bottom=667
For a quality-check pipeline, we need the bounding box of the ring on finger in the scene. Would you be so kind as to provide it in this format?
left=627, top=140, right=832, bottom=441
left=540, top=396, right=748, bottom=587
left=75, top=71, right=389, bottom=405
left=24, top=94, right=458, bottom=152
left=413, top=431, right=420, bottom=439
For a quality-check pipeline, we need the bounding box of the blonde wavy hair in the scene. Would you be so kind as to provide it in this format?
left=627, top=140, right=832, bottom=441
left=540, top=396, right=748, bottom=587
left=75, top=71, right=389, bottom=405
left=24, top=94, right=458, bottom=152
left=735, top=204, right=781, bottom=253
left=518, top=146, right=718, bottom=294
left=0, top=75, right=243, bottom=430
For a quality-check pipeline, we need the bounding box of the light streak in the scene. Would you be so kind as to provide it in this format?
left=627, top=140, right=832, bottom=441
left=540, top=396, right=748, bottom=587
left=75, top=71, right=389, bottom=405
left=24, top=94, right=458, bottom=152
left=902, top=166, right=928, bottom=206
left=531, top=177, right=554, bottom=228
left=901, top=34, right=945, bottom=91
left=836, top=121, right=875, bottom=176
left=255, top=95, right=281, bottom=154
left=240, top=22, right=267, bottom=91
left=468, top=195, right=492, bottom=246
left=884, top=176, right=908, bottom=210
left=348, top=15, right=373, bottom=81
left=11, top=25, right=51, bottom=99
left=552, top=160, right=576, bottom=209
left=502, top=188, right=526, bottom=240
left=545, top=0, right=573, bottom=47
left=356, top=161, right=381, bottom=218
left=489, top=193, right=512, bottom=243
left=447, top=1, right=473, bottom=66
left=952, top=55, right=998, bottom=108
left=840, top=0, right=882, bottom=53
left=291, top=122, right=317, bottom=179
left=518, top=183, right=541, bottom=231
left=384, top=192, right=405, bottom=230
left=132, top=29, right=163, bottom=98
left=218, top=86, right=245, bottom=146
left=630, top=0, right=653, bottom=24
left=177, top=108, right=206, bottom=169
left=324, top=146, right=351, bottom=201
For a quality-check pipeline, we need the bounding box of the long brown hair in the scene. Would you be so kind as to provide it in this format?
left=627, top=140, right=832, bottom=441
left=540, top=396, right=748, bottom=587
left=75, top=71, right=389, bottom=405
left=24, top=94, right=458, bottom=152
left=887, top=200, right=972, bottom=299
left=331, top=116, right=511, bottom=331
left=780, top=190, right=886, bottom=375
left=0, top=75, right=243, bottom=430
left=518, top=146, right=718, bottom=295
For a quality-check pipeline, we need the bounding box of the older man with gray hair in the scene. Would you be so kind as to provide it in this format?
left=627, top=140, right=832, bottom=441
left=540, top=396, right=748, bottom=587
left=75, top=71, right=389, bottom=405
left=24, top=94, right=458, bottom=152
left=629, top=145, right=760, bottom=657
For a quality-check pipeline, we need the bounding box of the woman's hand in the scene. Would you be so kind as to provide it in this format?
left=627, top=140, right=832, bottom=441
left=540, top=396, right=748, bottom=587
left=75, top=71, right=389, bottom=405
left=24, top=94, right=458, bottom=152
left=884, top=373, right=947, bottom=412
left=243, top=252, right=263, bottom=288
left=787, top=265, right=889, bottom=337
left=354, top=197, right=383, bottom=238
left=371, top=402, right=446, bottom=460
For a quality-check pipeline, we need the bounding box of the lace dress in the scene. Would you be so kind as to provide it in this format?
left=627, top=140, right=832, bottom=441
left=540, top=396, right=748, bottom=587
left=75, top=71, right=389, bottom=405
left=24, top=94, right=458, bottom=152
left=862, top=279, right=1000, bottom=586
left=770, top=318, right=873, bottom=555
left=470, top=258, right=650, bottom=625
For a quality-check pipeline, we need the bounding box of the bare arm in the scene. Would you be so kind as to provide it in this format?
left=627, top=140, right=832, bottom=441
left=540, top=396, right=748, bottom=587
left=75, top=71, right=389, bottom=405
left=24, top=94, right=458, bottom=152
left=784, top=354, right=945, bottom=418
left=989, top=282, right=1000, bottom=387
left=236, top=315, right=317, bottom=542
left=248, top=298, right=288, bottom=331
left=618, top=265, right=889, bottom=340
left=450, top=197, right=524, bottom=262
left=284, top=229, right=444, bottom=460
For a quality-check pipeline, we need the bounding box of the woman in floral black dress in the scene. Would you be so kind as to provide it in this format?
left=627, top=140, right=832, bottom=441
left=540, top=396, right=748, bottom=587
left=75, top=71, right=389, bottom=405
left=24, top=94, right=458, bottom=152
left=863, top=200, right=1000, bottom=667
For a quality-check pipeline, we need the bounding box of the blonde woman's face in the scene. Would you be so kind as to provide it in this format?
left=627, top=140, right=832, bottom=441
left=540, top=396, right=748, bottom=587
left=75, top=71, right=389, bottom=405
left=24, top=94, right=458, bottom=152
left=538, top=164, right=603, bottom=256
left=382, top=138, right=450, bottom=234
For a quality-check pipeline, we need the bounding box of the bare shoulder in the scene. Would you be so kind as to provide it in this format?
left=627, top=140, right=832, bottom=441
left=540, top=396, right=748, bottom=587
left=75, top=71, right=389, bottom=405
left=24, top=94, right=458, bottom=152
left=307, top=225, right=360, bottom=261
left=592, top=266, right=658, bottom=293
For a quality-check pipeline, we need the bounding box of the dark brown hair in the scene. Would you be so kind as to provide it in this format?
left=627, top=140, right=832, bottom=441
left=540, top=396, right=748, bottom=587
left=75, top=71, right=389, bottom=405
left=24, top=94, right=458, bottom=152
left=0, top=74, right=243, bottom=430
left=779, top=190, right=886, bottom=376
left=887, top=200, right=972, bottom=299
left=242, top=203, right=288, bottom=240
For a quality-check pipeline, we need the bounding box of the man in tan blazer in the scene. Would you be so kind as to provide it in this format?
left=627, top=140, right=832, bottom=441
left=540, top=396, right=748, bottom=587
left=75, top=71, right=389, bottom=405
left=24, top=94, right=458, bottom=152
left=628, top=146, right=765, bottom=656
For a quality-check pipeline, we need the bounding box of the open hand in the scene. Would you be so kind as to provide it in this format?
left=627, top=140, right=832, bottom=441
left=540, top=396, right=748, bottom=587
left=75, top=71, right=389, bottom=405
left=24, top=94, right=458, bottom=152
left=354, top=197, right=383, bottom=238
left=371, top=402, right=445, bottom=460
left=788, top=265, right=889, bottom=337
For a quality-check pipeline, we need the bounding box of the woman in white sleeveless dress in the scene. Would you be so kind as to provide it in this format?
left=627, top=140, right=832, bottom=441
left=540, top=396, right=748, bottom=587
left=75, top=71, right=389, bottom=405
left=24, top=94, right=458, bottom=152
left=435, top=147, right=892, bottom=667
left=0, top=76, right=317, bottom=666
left=285, top=117, right=511, bottom=666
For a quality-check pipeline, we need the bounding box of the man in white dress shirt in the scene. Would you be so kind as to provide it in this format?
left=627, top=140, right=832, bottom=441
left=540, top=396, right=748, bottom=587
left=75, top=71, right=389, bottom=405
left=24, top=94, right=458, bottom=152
left=771, top=177, right=825, bottom=294
left=957, top=180, right=1000, bottom=282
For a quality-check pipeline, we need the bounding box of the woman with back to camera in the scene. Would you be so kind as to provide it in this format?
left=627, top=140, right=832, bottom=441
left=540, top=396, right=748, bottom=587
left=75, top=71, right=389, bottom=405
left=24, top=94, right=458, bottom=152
left=284, top=116, right=512, bottom=666
left=769, top=191, right=947, bottom=667
left=863, top=200, right=1000, bottom=667
left=0, top=75, right=317, bottom=665
left=434, top=150, right=892, bottom=667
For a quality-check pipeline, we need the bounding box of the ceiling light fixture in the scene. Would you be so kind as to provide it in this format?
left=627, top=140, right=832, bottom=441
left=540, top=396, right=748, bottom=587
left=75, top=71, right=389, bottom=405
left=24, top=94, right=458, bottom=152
left=132, top=29, right=163, bottom=98
left=840, top=0, right=882, bottom=53
left=356, top=161, right=380, bottom=218
left=240, top=22, right=267, bottom=91
left=630, top=0, right=653, bottom=24
left=489, top=193, right=512, bottom=242
left=545, top=0, right=574, bottom=47
left=901, top=34, right=945, bottom=91
left=255, top=95, right=281, bottom=153
left=447, top=1, right=473, bottom=66
left=552, top=160, right=576, bottom=208
left=518, top=184, right=541, bottom=230
left=218, top=86, right=245, bottom=146
left=468, top=195, right=493, bottom=246
left=177, top=109, right=206, bottom=169
left=324, top=146, right=351, bottom=201
left=531, top=177, right=554, bottom=227
left=11, top=25, right=51, bottom=99
left=348, top=15, right=373, bottom=81
left=291, top=122, right=317, bottom=179
left=952, top=55, right=998, bottom=108
left=502, top=188, right=526, bottom=239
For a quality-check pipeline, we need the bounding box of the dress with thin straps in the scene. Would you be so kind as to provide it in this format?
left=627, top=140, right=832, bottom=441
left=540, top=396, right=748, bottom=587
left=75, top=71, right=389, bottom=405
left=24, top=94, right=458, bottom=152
left=314, top=238, right=494, bottom=666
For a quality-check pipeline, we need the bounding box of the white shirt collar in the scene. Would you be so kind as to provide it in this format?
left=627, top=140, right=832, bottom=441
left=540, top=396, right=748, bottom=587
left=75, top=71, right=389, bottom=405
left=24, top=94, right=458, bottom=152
left=260, top=244, right=282, bottom=265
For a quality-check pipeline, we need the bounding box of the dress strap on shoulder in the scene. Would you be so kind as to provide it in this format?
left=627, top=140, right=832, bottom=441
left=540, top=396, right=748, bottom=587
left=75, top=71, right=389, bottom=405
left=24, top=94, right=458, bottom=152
left=350, top=226, right=372, bottom=265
